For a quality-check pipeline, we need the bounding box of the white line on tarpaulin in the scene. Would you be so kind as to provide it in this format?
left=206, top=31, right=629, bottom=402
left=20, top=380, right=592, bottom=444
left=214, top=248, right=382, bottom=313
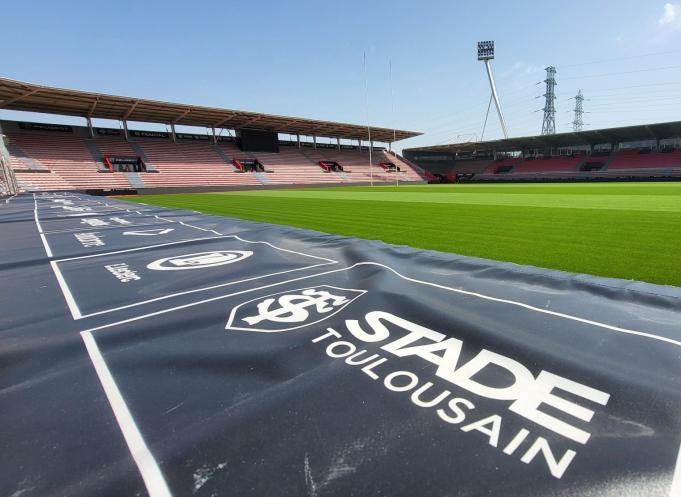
left=154, top=216, right=222, bottom=236
left=81, top=261, right=681, bottom=348
left=49, top=260, right=82, bottom=319
left=50, top=224, right=338, bottom=319
left=160, top=216, right=339, bottom=264
left=671, top=443, right=681, bottom=497
left=54, top=235, right=233, bottom=261
left=33, top=193, right=53, bottom=257
left=81, top=331, right=172, bottom=497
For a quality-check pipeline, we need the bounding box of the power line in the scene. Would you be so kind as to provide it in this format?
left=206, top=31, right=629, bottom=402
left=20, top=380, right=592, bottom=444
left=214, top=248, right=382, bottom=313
left=583, top=80, right=681, bottom=93
left=560, top=49, right=681, bottom=68
left=561, top=64, right=681, bottom=81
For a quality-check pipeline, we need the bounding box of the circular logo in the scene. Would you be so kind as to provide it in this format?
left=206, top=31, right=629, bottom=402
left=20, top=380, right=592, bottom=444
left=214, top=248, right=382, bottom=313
left=147, top=250, right=253, bottom=271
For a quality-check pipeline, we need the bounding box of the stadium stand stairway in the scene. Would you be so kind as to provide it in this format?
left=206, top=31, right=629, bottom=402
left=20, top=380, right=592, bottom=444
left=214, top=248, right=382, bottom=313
left=125, top=172, right=146, bottom=188
left=84, top=139, right=110, bottom=172
left=129, top=142, right=158, bottom=172
left=250, top=148, right=341, bottom=185
left=211, top=143, right=240, bottom=171
left=135, top=139, right=259, bottom=188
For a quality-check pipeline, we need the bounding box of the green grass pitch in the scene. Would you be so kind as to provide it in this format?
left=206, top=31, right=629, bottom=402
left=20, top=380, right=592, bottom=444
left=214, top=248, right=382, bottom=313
left=128, top=182, right=681, bottom=288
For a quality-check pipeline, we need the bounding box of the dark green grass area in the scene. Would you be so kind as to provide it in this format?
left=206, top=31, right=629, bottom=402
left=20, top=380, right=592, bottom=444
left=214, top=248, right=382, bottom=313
left=127, top=183, right=681, bottom=287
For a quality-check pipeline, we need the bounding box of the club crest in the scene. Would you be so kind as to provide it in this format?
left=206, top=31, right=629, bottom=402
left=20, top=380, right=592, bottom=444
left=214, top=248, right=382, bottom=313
left=225, top=285, right=366, bottom=332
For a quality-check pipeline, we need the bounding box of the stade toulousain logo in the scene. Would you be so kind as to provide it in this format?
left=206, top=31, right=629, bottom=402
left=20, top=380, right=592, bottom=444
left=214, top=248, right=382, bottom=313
left=226, top=286, right=366, bottom=333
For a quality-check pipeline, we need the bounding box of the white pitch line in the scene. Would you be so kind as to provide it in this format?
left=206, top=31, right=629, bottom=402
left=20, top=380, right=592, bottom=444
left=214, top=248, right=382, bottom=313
left=156, top=216, right=337, bottom=264
left=50, top=229, right=336, bottom=319
left=232, top=234, right=336, bottom=263
left=77, top=261, right=333, bottom=320
left=49, top=260, right=82, bottom=319
left=54, top=235, right=234, bottom=261
left=33, top=194, right=53, bottom=257
left=82, top=261, right=681, bottom=349
left=671, top=441, right=681, bottom=497
left=81, top=331, right=172, bottom=497
left=373, top=263, right=681, bottom=348
left=154, top=216, right=222, bottom=236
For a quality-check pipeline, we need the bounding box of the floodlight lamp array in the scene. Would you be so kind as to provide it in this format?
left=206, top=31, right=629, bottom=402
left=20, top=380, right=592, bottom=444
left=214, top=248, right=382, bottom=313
left=477, top=41, right=494, bottom=60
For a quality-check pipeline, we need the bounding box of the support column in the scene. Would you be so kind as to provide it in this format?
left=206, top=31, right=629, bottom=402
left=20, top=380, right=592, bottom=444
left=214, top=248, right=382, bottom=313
left=170, top=123, right=177, bottom=143
left=357, top=139, right=361, bottom=149
left=212, top=127, right=217, bottom=144
left=313, top=135, right=317, bottom=149
left=336, top=137, right=341, bottom=150
left=86, top=117, right=94, bottom=138
left=297, top=134, right=301, bottom=149
left=122, top=120, right=129, bottom=141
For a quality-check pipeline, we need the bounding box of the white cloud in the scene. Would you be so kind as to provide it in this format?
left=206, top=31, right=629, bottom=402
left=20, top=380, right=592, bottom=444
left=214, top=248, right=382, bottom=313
left=512, top=61, right=544, bottom=75
left=501, top=61, right=544, bottom=80
left=659, top=3, right=681, bottom=26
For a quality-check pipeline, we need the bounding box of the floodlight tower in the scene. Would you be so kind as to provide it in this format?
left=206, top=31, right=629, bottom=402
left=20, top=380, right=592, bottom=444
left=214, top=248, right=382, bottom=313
left=571, top=89, right=584, bottom=132
left=541, top=66, right=557, bottom=135
left=477, top=41, right=508, bottom=139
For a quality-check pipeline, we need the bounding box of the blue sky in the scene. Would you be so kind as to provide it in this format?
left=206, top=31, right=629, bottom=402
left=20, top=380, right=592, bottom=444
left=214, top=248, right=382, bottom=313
left=1, top=0, right=681, bottom=151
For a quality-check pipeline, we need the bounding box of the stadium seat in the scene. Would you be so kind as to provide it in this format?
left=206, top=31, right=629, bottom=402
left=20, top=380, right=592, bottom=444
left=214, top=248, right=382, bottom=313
left=4, top=122, right=425, bottom=191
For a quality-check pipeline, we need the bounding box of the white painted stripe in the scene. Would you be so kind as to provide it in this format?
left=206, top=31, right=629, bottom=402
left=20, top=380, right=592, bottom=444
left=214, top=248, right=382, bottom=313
left=53, top=235, right=228, bottom=261
left=33, top=195, right=53, bottom=257
left=81, top=331, right=172, bottom=497
left=50, top=231, right=336, bottom=319
left=177, top=220, right=221, bottom=236
left=157, top=216, right=337, bottom=264
left=50, top=260, right=82, bottom=319
left=232, top=234, right=337, bottom=262
left=373, top=263, right=681, bottom=348
left=671, top=440, right=681, bottom=496
left=77, top=262, right=332, bottom=320
left=39, top=233, right=53, bottom=258
left=42, top=220, right=173, bottom=235
left=82, top=261, right=681, bottom=348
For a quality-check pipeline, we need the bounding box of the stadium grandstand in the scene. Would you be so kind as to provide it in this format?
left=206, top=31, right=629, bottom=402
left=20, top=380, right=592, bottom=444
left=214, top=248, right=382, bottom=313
left=0, top=77, right=425, bottom=193
left=405, top=121, right=681, bottom=183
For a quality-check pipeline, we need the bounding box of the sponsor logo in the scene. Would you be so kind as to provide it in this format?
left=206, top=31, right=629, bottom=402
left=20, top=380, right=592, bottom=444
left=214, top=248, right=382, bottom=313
left=74, top=232, right=105, bottom=247
left=225, top=286, right=365, bottom=333
left=81, top=218, right=109, bottom=227
left=310, top=311, right=610, bottom=479
left=105, top=262, right=141, bottom=283
left=227, top=287, right=610, bottom=479
left=52, top=205, right=91, bottom=212
left=147, top=250, right=253, bottom=271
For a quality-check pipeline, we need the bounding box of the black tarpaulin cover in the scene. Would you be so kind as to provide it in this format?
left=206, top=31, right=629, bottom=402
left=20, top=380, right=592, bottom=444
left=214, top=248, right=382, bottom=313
left=0, top=192, right=680, bottom=497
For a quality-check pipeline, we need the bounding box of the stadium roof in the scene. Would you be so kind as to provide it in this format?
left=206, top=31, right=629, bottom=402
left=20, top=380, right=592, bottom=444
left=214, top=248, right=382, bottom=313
left=406, top=121, right=681, bottom=154
left=0, top=77, right=421, bottom=142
